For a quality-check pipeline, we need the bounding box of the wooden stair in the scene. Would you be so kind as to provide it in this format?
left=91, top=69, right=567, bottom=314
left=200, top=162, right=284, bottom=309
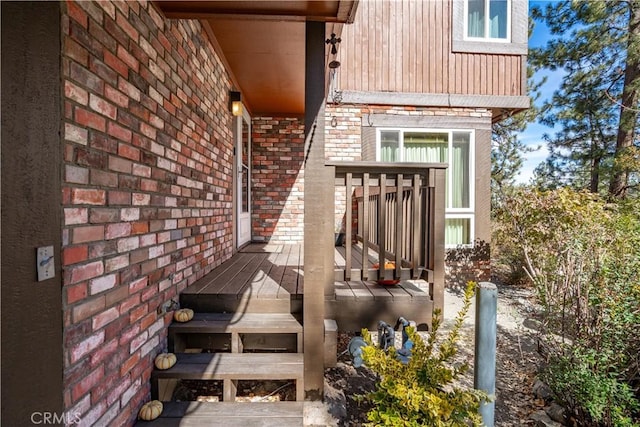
left=134, top=401, right=304, bottom=426
left=135, top=305, right=305, bottom=426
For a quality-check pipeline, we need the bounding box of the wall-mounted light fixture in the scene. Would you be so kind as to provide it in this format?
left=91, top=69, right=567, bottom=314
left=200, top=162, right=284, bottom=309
left=229, top=91, right=242, bottom=116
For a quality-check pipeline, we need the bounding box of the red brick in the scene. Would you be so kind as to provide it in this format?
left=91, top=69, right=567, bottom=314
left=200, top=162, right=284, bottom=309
left=115, top=10, right=140, bottom=42
left=139, top=312, right=156, bottom=331
left=105, top=254, right=129, bottom=272
left=71, top=188, right=106, bottom=205
left=65, top=80, right=89, bottom=105
left=103, top=49, right=129, bottom=78
left=66, top=282, right=88, bottom=305
left=70, top=329, right=105, bottom=364
left=129, top=276, right=148, bottom=293
left=104, top=84, right=129, bottom=108
left=119, top=352, right=140, bottom=376
left=108, top=122, right=132, bottom=143
left=65, top=123, right=89, bottom=145
left=90, top=170, right=118, bottom=187
left=119, top=293, right=140, bottom=314
left=117, top=45, right=139, bottom=72
left=72, top=295, right=106, bottom=323
left=75, top=107, right=106, bottom=132
left=132, top=221, right=149, bottom=234
left=129, top=304, right=148, bottom=324
left=104, top=285, right=129, bottom=306
left=72, top=225, right=105, bottom=244
left=108, top=155, right=132, bottom=173
left=105, top=222, right=132, bottom=239
left=89, top=94, right=117, bottom=120
left=69, top=260, right=104, bottom=283
left=67, top=1, right=89, bottom=28
left=72, top=365, right=104, bottom=401
left=64, top=37, right=89, bottom=68
left=118, top=143, right=140, bottom=160
left=108, top=190, right=131, bottom=205
left=64, top=245, right=89, bottom=265
left=92, top=306, right=119, bottom=330
left=65, top=207, right=88, bottom=225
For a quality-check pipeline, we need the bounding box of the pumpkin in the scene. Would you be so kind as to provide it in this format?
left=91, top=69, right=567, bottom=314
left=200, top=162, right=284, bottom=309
left=372, top=261, right=396, bottom=270
left=154, top=352, right=177, bottom=370
left=173, top=308, right=194, bottom=322
left=138, top=400, right=163, bottom=421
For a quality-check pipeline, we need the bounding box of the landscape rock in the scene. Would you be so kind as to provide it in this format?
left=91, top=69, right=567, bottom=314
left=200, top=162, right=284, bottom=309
left=546, top=402, right=567, bottom=424
left=532, top=378, right=554, bottom=401
left=531, top=410, right=564, bottom=427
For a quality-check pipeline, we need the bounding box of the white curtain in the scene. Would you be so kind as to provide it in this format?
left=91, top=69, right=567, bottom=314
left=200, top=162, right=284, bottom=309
left=467, top=0, right=485, bottom=37
left=445, top=218, right=470, bottom=246
left=451, top=134, right=470, bottom=209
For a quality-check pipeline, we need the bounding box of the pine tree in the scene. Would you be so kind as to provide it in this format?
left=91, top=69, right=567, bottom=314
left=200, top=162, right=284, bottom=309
left=531, top=0, right=640, bottom=198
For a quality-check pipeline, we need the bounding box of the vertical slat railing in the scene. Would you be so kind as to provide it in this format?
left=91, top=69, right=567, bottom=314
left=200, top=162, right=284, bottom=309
left=345, top=173, right=353, bottom=280
left=361, top=173, right=370, bottom=281
left=331, top=162, right=446, bottom=287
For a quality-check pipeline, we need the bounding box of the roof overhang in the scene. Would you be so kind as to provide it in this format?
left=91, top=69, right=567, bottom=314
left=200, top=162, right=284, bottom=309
left=155, top=1, right=358, bottom=116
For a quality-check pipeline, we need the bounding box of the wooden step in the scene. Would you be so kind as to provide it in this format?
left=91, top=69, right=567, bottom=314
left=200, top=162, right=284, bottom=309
left=151, top=353, right=304, bottom=401
left=169, top=312, right=303, bottom=353
left=134, top=401, right=304, bottom=426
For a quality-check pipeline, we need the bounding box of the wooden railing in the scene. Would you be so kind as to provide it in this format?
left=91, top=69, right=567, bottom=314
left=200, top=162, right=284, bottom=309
left=328, top=162, right=446, bottom=288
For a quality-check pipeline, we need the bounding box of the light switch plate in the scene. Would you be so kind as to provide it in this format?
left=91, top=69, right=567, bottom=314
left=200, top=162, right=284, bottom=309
left=37, top=246, right=55, bottom=281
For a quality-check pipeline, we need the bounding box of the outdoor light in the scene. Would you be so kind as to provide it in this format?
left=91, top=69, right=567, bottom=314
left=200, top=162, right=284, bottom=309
left=229, top=91, right=242, bottom=116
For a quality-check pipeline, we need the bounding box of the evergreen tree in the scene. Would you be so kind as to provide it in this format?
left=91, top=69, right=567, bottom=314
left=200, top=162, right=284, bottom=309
left=531, top=0, right=640, bottom=198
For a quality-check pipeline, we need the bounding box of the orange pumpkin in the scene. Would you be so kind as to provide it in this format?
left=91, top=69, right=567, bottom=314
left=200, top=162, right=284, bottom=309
left=373, top=261, right=396, bottom=269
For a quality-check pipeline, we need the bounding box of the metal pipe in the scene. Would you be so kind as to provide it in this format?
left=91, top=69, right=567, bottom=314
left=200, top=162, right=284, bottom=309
left=474, top=282, right=497, bottom=427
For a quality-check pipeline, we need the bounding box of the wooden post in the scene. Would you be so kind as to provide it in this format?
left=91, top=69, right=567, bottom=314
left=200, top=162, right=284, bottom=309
left=303, top=21, right=330, bottom=401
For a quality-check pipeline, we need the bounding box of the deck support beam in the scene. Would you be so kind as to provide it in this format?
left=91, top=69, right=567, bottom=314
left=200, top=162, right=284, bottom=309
left=303, top=21, right=330, bottom=401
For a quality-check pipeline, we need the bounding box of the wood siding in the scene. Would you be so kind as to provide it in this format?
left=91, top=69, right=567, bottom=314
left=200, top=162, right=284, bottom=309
left=337, top=0, right=524, bottom=97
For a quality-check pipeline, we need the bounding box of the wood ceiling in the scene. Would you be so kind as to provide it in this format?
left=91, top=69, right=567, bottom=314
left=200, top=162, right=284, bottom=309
left=156, top=1, right=358, bottom=116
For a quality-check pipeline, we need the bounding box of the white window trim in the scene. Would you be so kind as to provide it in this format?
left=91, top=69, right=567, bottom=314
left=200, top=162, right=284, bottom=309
left=463, top=0, right=512, bottom=43
left=451, top=0, right=528, bottom=55
left=375, top=128, right=475, bottom=248
left=445, top=214, right=475, bottom=248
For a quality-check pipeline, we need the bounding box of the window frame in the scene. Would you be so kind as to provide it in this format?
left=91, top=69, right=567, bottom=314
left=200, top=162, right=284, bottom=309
left=464, top=0, right=511, bottom=43
left=451, top=0, right=528, bottom=55
left=375, top=127, right=476, bottom=248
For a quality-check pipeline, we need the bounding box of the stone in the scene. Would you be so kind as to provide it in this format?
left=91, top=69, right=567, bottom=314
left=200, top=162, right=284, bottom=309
left=531, top=410, right=564, bottom=427
left=532, top=378, right=554, bottom=401
left=546, top=402, right=567, bottom=424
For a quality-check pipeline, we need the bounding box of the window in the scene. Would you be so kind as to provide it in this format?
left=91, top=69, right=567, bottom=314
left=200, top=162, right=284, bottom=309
left=466, top=0, right=509, bottom=41
left=452, top=0, right=527, bottom=55
left=377, top=129, right=475, bottom=247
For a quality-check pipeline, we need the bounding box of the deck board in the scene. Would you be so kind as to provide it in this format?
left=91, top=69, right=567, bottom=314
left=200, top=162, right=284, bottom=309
left=181, top=244, right=432, bottom=328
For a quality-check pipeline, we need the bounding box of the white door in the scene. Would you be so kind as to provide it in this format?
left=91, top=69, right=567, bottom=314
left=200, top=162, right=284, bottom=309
left=236, top=110, right=251, bottom=247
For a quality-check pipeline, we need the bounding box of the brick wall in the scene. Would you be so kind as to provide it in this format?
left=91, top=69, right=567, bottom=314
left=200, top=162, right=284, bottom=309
left=61, top=1, right=234, bottom=425
left=252, top=117, right=305, bottom=243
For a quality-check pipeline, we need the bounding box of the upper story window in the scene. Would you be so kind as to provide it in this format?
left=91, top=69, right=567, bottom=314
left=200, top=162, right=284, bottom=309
left=466, top=0, right=510, bottom=41
left=377, top=128, right=475, bottom=247
left=452, top=0, right=527, bottom=55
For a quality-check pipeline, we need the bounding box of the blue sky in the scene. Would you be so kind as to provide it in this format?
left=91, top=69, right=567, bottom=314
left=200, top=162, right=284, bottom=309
left=514, top=1, right=564, bottom=183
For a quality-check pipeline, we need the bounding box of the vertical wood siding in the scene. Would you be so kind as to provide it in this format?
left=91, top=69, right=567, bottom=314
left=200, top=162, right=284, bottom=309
left=338, top=0, right=524, bottom=97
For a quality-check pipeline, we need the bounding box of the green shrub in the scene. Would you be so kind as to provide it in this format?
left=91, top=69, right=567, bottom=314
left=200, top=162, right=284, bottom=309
left=492, top=188, right=640, bottom=425
left=360, top=282, right=488, bottom=426
left=542, top=347, right=639, bottom=426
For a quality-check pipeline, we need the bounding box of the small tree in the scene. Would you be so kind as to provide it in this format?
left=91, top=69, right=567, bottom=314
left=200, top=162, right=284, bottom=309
left=360, top=282, right=487, bottom=427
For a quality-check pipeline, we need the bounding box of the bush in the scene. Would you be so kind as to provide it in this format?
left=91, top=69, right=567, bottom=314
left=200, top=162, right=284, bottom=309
left=360, top=282, right=488, bottom=427
left=492, top=188, right=640, bottom=425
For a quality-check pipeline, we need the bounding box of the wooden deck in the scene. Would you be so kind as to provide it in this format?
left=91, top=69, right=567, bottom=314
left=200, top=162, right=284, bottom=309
left=180, top=243, right=433, bottom=330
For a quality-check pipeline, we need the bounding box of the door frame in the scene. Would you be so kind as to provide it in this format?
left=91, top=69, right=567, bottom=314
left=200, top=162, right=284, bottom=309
left=234, top=107, right=252, bottom=248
